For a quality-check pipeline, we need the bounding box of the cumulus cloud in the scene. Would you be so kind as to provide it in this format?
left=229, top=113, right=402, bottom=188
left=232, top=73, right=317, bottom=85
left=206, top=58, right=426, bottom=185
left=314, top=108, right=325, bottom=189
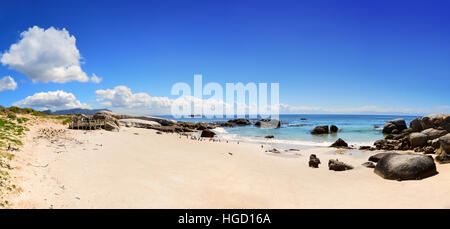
left=95, top=86, right=238, bottom=116
left=0, top=76, right=17, bottom=92
left=90, top=74, right=102, bottom=83
left=1, top=26, right=90, bottom=83
left=13, top=90, right=90, bottom=110
left=96, top=86, right=172, bottom=114
left=95, top=86, right=448, bottom=116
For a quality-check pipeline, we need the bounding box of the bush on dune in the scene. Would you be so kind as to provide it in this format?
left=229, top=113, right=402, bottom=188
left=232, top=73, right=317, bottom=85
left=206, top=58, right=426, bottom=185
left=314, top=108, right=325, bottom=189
left=5, top=106, right=46, bottom=116
left=0, top=105, right=72, bottom=126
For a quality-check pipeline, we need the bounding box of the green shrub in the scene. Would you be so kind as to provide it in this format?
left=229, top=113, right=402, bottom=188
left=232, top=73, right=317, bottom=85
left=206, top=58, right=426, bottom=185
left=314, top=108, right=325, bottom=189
left=16, top=117, right=29, bottom=124
left=6, top=112, right=16, bottom=119
left=6, top=106, right=46, bottom=116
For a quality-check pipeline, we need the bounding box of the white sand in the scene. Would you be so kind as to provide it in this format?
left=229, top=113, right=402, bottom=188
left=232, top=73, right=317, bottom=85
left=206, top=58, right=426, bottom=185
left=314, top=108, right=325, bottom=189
left=9, top=120, right=450, bottom=209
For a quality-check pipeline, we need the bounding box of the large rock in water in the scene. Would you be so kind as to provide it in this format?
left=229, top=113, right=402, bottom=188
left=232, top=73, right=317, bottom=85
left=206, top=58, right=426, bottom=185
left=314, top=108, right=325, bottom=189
left=420, top=128, right=448, bottom=141
left=330, top=125, right=339, bottom=133
left=374, top=153, right=437, bottom=180
left=254, top=119, right=281, bottom=128
left=382, top=118, right=407, bottom=134
left=330, top=138, right=348, bottom=148
left=409, top=132, right=428, bottom=148
left=311, top=125, right=329, bottom=134
left=227, top=119, right=251, bottom=126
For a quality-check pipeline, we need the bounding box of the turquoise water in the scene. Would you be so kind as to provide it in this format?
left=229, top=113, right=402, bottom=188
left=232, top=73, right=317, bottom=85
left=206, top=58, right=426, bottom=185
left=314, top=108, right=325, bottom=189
left=158, top=114, right=418, bottom=147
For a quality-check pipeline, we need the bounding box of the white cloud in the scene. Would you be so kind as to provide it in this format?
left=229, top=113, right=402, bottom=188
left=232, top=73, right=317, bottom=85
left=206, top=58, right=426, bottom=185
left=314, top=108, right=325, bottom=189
left=95, top=85, right=278, bottom=116
left=13, top=90, right=90, bottom=110
left=90, top=74, right=102, bottom=83
left=0, top=76, right=17, bottom=92
left=96, top=86, right=173, bottom=115
left=95, top=86, right=233, bottom=115
left=1, top=26, right=90, bottom=83
left=95, top=86, right=449, bottom=116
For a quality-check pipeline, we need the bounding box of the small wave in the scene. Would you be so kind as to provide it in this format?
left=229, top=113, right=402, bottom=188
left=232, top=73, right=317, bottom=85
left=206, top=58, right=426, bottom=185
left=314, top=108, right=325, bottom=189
left=215, top=132, right=331, bottom=147
left=212, top=129, right=375, bottom=149
left=212, top=127, right=228, bottom=134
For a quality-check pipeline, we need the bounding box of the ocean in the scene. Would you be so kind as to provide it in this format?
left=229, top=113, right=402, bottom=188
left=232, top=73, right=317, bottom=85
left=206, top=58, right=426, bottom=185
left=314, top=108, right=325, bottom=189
left=157, top=114, right=418, bottom=149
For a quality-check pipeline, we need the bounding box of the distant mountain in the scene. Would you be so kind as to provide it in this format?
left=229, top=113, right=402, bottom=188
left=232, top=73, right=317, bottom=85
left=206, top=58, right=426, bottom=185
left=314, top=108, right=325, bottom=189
left=47, top=108, right=112, bottom=116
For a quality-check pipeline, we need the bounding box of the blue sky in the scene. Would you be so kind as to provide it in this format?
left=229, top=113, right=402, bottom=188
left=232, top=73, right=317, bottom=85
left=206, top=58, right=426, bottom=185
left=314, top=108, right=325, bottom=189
left=0, top=0, right=449, bottom=115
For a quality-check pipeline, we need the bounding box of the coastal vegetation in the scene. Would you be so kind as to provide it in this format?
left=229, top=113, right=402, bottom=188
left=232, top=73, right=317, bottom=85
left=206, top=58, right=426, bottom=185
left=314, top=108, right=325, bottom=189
left=0, top=105, right=74, bottom=207
left=0, top=107, right=30, bottom=207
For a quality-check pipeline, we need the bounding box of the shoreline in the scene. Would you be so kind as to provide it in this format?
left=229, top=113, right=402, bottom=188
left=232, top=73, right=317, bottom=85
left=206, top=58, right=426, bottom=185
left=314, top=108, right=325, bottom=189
left=211, top=127, right=377, bottom=150
left=6, top=118, right=450, bottom=208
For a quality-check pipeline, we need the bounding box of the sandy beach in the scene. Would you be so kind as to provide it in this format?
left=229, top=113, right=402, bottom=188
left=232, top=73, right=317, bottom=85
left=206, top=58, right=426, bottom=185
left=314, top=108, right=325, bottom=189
left=6, top=119, right=450, bottom=209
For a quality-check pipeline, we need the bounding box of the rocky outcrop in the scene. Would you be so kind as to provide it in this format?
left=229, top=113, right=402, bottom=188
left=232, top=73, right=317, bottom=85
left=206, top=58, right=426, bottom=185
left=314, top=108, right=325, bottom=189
left=436, top=152, right=450, bottom=164
left=227, top=119, right=251, bottom=126
left=359, top=145, right=376, bottom=150
left=311, top=125, right=339, bottom=134
left=382, top=118, right=407, bottom=134
left=328, top=159, right=353, bottom=171
left=421, top=128, right=448, bottom=141
left=176, top=122, right=216, bottom=131
left=435, top=133, right=450, bottom=163
left=373, top=118, right=449, bottom=152
left=368, top=152, right=391, bottom=163
left=430, top=138, right=440, bottom=149
left=330, top=138, right=348, bottom=148
left=362, top=162, right=376, bottom=168
left=423, top=146, right=435, bottom=154
left=95, top=110, right=176, bottom=126
left=374, top=153, right=437, bottom=180
left=200, top=129, right=216, bottom=138
left=374, top=138, right=410, bottom=151
left=438, top=133, right=450, bottom=153
left=421, top=114, right=450, bottom=132
left=409, top=133, right=428, bottom=148
left=150, top=125, right=194, bottom=133
left=119, top=119, right=162, bottom=128
left=255, top=119, right=281, bottom=128
left=409, top=114, right=450, bottom=133
left=311, top=125, right=329, bottom=134
left=94, top=111, right=217, bottom=133
left=330, top=125, right=339, bottom=133
left=409, top=117, right=423, bottom=132
left=309, top=154, right=321, bottom=168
